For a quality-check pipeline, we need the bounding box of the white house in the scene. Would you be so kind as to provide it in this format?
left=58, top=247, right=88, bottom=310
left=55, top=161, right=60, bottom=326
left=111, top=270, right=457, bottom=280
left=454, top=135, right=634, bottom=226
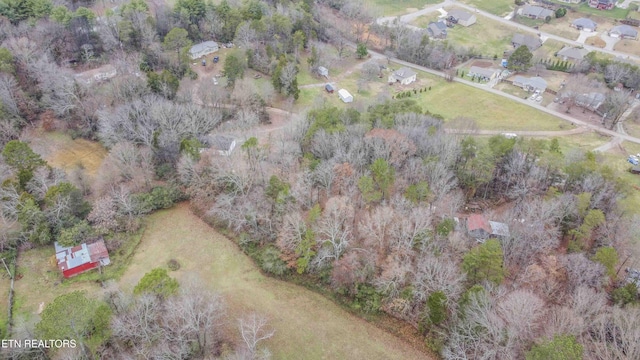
left=189, top=41, right=219, bottom=59
left=74, top=64, right=117, bottom=85
left=338, top=89, right=353, bottom=103
left=388, top=67, right=417, bottom=85
left=571, top=18, right=597, bottom=32
left=468, top=66, right=501, bottom=81
left=512, top=75, right=547, bottom=92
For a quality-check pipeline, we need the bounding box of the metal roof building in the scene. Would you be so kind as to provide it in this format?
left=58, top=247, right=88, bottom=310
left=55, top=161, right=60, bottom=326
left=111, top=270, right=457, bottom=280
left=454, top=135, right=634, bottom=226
left=55, top=240, right=110, bottom=278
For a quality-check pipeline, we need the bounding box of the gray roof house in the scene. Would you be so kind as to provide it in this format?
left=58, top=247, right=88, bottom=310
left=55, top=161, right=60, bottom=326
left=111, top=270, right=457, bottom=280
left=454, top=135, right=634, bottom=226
left=520, top=5, right=554, bottom=19
left=189, top=41, right=219, bottom=59
left=467, top=214, right=510, bottom=242
left=388, top=67, right=417, bottom=85
left=427, top=21, right=448, bottom=39
left=468, top=66, right=501, bottom=80
left=512, top=33, right=542, bottom=51
left=448, top=9, right=477, bottom=27
left=610, top=25, right=638, bottom=40
left=512, top=76, right=547, bottom=92
left=200, top=135, right=236, bottom=156
left=557, top=47, right=589, bottom=61
left=576, top=92, right=606, bottom=110
left=572, top=18, right=597, bottom=32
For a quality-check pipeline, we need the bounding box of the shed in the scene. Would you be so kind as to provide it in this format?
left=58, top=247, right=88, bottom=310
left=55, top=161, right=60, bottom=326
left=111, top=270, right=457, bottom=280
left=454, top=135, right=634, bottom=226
left=318, top=66, right=329, bottom=77
left=55, top=240, right=110, bottom=278
left=325, top=83, right=335, bottom=93
left=338, top=89, right=353, bottom=103
left=388, top=67, right=417, bottom=85
left=189, top=41, right=219, bottom=59
left=467, top=214, right=511, bottom=241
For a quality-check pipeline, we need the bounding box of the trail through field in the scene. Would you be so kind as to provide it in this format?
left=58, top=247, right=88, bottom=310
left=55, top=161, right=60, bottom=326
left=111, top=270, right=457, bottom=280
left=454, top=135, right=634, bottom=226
left=118, top=204, right=434, bottom=360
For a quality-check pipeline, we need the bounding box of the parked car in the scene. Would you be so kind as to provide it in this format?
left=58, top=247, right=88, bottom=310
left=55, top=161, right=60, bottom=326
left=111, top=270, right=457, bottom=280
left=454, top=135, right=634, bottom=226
left=629, top=155, right=639, bottom=165
left=202, top=59, right=206, bottom=66
left=325, top=83, right=335, bottom=93
left=213, top=56, right=219, bottom=63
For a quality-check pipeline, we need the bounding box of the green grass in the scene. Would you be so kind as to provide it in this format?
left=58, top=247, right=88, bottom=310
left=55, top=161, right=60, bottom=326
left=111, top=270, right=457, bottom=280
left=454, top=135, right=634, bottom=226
left=364, top=0, right=442, bottom=16
left=601, top=142, right=640, bottom=215
left=460, top=0, right=514, bottom=16
left=577, top=3, right=630, bottom=19
left=410, top=74, right=568, bottom=131
left=117, top=204, right=434, bottom=359
left=419, top=12, right=514, bottom=57
left=557, top=131, right=611, bottom=153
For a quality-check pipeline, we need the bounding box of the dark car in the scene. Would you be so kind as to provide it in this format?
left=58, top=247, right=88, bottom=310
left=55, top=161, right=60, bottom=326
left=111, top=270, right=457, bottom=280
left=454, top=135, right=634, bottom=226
left=325, top=84, right=335, bottom=93
left=213, top=56, right=219, bottom=63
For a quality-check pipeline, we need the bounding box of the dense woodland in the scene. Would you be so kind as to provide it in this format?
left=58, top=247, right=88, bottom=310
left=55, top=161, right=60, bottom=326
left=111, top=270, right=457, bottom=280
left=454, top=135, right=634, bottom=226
left=1, top=0, right=640, bottom=358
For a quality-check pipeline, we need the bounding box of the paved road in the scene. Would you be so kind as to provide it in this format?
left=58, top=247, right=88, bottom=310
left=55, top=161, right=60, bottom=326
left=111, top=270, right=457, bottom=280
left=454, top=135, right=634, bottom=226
left=445, top=127, right=591, bottom=136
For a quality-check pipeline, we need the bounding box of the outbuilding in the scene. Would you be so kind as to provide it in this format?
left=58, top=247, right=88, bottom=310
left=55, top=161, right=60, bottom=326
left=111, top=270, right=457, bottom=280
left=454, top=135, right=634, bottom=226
left=325, top=83, right=335, bottom=93
left=338, top=89, right=354, bottom=103
left=55, top=240, right=110, bottom=278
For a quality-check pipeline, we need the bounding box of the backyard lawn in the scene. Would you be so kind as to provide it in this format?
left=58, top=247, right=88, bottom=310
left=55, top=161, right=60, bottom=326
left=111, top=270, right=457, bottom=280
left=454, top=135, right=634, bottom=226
left=460, top=0, right=514, bottom=16
left=577, top=3, right=629, bottom=19
left=434, top=11, right=514, bottom=57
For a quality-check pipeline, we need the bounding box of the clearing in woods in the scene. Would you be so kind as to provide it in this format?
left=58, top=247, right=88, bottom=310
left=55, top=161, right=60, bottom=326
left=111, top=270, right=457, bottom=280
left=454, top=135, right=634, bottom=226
left=118, top=204, right=434, bottom=360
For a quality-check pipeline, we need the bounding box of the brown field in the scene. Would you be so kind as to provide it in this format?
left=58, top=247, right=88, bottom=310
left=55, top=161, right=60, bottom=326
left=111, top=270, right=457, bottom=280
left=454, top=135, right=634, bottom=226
left=117, top=204, right=434, bottom=359
left=614, top=39, right=640, bottom=57
left=585, top=36, right=606, bottom=48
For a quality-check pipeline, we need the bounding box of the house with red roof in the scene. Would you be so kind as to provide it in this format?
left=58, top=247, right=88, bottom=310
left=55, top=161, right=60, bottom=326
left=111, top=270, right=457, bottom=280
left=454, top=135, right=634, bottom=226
left=55, top=240, right=110, bottom=278
left=466, top=214, right=510, bottom=241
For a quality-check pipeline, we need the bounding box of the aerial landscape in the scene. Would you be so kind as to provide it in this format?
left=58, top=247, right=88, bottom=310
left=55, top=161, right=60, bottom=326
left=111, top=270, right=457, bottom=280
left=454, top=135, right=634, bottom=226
left=1, top=0, right=640, bottom=358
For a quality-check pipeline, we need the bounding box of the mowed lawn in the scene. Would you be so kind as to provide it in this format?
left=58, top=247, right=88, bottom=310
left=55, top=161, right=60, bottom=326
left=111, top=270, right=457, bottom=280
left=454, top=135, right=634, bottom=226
left=364, top=0, right=441, bottom=16
left=26, top=131, right=107, bottom=177
left=460, top=0, right=513, bottom=16
left=118, top=204, right=434, bottom=360
left=412, top=12, right=514, bottom=57
left=415, top=81, right=567, bottom=130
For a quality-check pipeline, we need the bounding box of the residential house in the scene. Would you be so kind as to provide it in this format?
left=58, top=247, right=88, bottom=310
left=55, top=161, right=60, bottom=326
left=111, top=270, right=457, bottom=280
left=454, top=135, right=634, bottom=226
left=557, top=46, right=590, bottom=61
left=576, top=92, right=606, bottom=110
left=468, top=66, right=501, bottom=81
left=557, top=0, right=581, bottom=4
left=318, top=66, right=329, bottom=77
left=466, top=214, right=510, bottom=241
left=520, top=5, right=554, bottom=19
left=571, top=18, right=598, bottom=32
left=74, top=64, right=117, bottom=85
left=427, top=21, right=448, bottom=39
left=200, top=135, right=236, bottom=156
left=511, top=33, right=542, bottom=51
left=589, top=0, right=615, bottom=10
left=55, top=240, right=110, bottom=278
left=512, top=75, right=548, bottom=92
left=388, top=67, right=417, bottom=85
left=188, top=41, right=219, bottom=59
left=338, top=89, right=354, bottom=103
left=447, top=9, right=477, bottom=26
left=610, top=25, right=639, bottom=39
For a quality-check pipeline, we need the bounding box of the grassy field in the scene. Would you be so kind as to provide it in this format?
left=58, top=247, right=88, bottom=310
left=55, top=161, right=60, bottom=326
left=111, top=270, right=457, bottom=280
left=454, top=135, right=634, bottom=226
left=557, top=131, right=610, bottom=153
left=614, top=39, right=640, bottom=57
left=26, top=131, right=107, bottom=177
left=534, top=39, right=566, bottom=61
left=411, top=75, right=568, bottom=130
left=117, top=204, right=433, bottom=359
left=603, top=142, right=640, bottom=215
left=364, top=0, right=441, bottom=16
left=0, top=273, right=8, bottom=337
left=460, top=0, right=514, bottom=16
left=414, top=11, right=514, bottom=57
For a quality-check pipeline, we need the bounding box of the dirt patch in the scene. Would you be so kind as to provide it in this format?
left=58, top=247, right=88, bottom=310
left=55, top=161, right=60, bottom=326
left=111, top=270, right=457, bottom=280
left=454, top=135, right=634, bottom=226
left=470, top=60, right=495, bottom=68
left=586, top=36, right=606, bottom=48
left=614, top=39, right=640, bottom=57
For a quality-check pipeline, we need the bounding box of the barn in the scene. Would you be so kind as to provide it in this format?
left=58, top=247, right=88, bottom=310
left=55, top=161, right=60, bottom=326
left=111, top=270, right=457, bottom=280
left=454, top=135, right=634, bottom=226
left=55, top=240, right=110, bottom=278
